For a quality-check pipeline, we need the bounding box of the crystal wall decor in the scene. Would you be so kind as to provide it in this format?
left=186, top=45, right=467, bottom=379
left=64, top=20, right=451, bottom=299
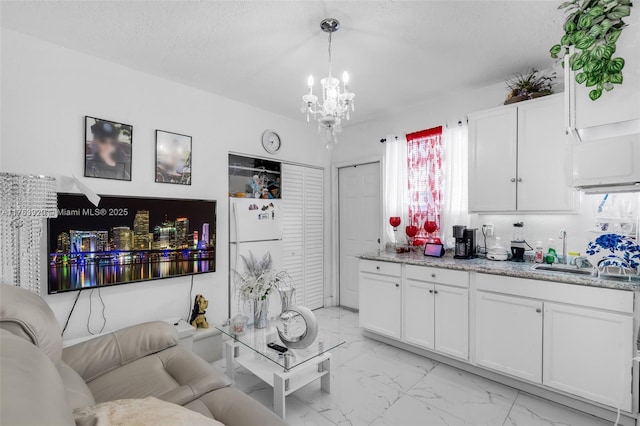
left=0, top=173, right=57, bottom=294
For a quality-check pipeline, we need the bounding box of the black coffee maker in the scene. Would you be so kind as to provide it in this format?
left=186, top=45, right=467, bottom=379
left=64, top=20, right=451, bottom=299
left=453, top=225, right=477, bottom=259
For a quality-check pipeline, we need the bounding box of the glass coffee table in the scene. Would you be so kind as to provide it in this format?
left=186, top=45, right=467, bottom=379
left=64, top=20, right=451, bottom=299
left=216, top=320, right=344, bottom=420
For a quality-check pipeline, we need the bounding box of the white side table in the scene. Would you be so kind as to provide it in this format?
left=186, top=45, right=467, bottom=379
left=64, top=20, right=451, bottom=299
left=224, top=338, right=332, bottom=420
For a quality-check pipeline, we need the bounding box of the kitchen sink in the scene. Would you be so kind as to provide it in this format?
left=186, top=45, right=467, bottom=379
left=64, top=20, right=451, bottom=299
left=532, top=264, right=595, bottom=276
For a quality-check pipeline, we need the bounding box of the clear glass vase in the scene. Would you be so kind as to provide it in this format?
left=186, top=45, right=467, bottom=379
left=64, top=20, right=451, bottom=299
left=253, top=298, right=269, bottom=329
left=277, top=286, right=295, bottom=313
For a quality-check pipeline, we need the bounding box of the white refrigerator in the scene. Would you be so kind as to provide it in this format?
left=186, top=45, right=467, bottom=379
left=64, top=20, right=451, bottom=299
left=229, top=198, right=283, bottom=321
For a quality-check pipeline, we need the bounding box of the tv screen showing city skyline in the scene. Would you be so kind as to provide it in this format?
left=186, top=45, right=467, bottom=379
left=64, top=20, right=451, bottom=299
left=48, top=194, right=216, bottom=294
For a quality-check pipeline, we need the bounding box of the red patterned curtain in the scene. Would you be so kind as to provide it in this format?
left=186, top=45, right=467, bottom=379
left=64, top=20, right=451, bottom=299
left=406, top=126, right=443, bottom=239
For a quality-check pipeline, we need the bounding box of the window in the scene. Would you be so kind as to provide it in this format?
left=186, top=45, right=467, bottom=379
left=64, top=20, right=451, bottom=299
left=406, top=126, right=443, bottom=239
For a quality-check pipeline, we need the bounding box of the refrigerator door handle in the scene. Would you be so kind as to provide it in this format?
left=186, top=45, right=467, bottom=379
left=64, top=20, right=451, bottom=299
left=232, top=200, right=240, bottom=272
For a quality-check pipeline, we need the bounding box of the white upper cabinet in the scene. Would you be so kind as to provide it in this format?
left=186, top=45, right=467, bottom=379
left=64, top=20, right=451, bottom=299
left=517, top=96, right=575, bottom=211
left=469, top=95, right=575, bottom=212
left=469, top=107, right=518, bottom=212
left=568, top=11, right=640, bottom=192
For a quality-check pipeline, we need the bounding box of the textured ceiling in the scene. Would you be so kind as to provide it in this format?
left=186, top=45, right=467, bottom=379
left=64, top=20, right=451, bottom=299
left=0, top=1, right=565, bottom=124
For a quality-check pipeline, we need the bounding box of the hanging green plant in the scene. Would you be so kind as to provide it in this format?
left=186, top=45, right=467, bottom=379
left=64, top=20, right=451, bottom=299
left=550, top=0, right=633, bottom=101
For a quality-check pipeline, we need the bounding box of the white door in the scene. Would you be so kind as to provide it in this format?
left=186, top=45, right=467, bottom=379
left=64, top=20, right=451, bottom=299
left=282, top=164, right=324, bottom=309
left=468, top=108, right=518, bottom=212
left=403, top=279, right=435, bottom=350
left=359, top=272, right=401, bottom=339
left=434, top=285, right=469, bottom=360
left=543, top=302, right=633, bottom=411
left=517, top=96, right=575, bottom=212
left=339, top=163, right=381, bottom=309
left=302, top=167, right=324, bottom=309
left=282, top=164, right=305, bottom=306
left=475, top=292, right=543, bottom=383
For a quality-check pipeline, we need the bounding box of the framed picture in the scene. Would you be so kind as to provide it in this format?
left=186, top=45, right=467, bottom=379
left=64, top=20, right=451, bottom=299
left=84, top=116, right=133, bottom=181
left=155, top=130, right=192, bottom=185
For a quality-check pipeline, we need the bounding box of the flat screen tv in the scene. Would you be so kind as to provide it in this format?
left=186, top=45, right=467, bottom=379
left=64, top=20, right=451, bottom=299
left=48, top=194, right=216, bottom=294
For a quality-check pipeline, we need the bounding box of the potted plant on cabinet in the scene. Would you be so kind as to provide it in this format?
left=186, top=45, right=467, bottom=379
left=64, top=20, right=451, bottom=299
left=504, top=68, right=557, bottom=105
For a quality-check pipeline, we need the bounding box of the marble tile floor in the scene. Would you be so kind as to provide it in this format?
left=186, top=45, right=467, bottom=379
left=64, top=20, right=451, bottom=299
left=213, top=307, right=610, bottom=426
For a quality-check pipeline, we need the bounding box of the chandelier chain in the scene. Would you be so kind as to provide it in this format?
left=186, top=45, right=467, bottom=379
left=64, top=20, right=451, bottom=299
left=327, top=32, right=332, bottom=76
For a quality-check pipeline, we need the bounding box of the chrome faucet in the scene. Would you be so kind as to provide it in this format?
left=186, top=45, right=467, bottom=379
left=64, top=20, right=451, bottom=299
left=559, top=230, right=568, bottom=264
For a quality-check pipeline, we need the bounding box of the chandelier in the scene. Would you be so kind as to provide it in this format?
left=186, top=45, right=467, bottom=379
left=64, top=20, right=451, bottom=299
left=301, top=18, right=355, bottom=149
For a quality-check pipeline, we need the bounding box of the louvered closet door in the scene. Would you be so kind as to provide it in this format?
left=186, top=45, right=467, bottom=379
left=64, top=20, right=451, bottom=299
left=282, top=164, right=324, bottom=310
left=303, top=167, right=324, bottom=309
left=282, top=164, right=305, bottom=306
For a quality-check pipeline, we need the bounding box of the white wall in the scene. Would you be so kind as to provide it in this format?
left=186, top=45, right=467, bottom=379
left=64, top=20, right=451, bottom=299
left=331, top=75, right=614, bottom=256
left=0, top=28, right=331, bottom=340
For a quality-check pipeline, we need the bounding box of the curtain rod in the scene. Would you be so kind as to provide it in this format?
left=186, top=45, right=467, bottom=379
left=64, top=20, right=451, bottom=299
left=380, top=117, right=468, bottom=143
left=379, top=136, right=398, bottom=144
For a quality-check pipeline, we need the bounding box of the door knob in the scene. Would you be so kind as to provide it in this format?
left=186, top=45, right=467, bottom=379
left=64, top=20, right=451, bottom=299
left=536, top=308, right=542, bottom=313
left=376, top=266, right=380, bottom=270
left=510, top=178, right=516, bottom=182
left=431, top=273, right=436, bottom=278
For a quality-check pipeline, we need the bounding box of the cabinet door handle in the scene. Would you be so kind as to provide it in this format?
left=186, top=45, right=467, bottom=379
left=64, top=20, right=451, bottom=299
left=431, top=273, right=436, bottom=278
left=376, top=266, right=380, bottom=270
left=434, top=290, right=439, bottom=294
left=510, top=178, right=516, bottom=182
left=429, top=289, right=434, bottom=294
left=517, top=178, right=523, bottom=183
left=536, top=308, right=542, bottom=313
left=395, top=283, right=400, bottom=288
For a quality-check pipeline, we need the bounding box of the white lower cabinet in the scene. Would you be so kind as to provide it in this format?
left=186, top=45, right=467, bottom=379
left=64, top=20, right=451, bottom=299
left=475, top=292, right=543, bottom=383
left=434, top=285, right=469, bottom=359
left=543, top=302, right=633, bottom=411
left=359, top=262, right=402, bottom=339
left=360, top=263, right=636, bottom=412
left=403, top=279, right=435, bottom=349
left=403, top=266, right=469, bottom=360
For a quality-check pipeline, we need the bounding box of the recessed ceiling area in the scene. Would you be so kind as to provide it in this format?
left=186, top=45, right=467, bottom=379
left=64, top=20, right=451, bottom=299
left=0, top=1, right=565, bottom=124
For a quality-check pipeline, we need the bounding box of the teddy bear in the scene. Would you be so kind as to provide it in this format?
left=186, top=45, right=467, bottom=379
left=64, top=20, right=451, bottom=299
left=189, top=294, right=209, bottom=329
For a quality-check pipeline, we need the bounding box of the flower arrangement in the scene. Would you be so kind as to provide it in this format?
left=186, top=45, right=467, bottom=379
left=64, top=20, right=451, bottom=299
left=233, top=251, right=277, bottom=302
left=232, top=251, right=295, bottom=328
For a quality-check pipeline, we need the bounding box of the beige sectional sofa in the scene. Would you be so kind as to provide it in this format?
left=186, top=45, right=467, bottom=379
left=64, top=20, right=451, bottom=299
left=0, top=285, right=286, bottom=426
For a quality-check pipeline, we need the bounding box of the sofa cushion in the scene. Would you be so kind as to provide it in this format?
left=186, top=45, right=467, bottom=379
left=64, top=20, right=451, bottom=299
left=57, top=361, right=96, bottom=410
left=87, top=345, right=230, bottom=405
left=63, top=321, right=179, bottom=382
left=0, top=329, right=75, bottom=426
left=184, top=387, right=287, bottom=426
left=73, top=396, right=224, bottom=426
left=0, top=284, right=63, bottom=365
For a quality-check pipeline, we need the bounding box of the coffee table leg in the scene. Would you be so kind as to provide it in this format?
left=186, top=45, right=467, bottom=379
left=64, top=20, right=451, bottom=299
left=273, top=373, right=286, bottom=419
left=225, top=340, right=235, bottom=381
left=320, top=354, right=331, bottom=393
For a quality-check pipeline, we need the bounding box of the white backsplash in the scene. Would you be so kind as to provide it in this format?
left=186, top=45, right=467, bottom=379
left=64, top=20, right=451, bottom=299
left=468, top=193, right=640, bottom=255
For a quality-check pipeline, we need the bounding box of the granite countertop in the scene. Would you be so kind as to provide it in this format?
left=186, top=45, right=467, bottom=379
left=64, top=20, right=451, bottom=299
left=359, top=251, right=640, bottom=292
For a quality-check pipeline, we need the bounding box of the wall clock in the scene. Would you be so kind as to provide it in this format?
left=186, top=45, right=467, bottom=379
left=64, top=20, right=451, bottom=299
left=261, top=130, right=281, bottom=154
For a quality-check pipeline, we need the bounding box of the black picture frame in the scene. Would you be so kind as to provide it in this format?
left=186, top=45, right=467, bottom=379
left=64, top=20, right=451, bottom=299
left=155, top=130, right=192, bottom=185
left=84, top=116, right=133, bottom=181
